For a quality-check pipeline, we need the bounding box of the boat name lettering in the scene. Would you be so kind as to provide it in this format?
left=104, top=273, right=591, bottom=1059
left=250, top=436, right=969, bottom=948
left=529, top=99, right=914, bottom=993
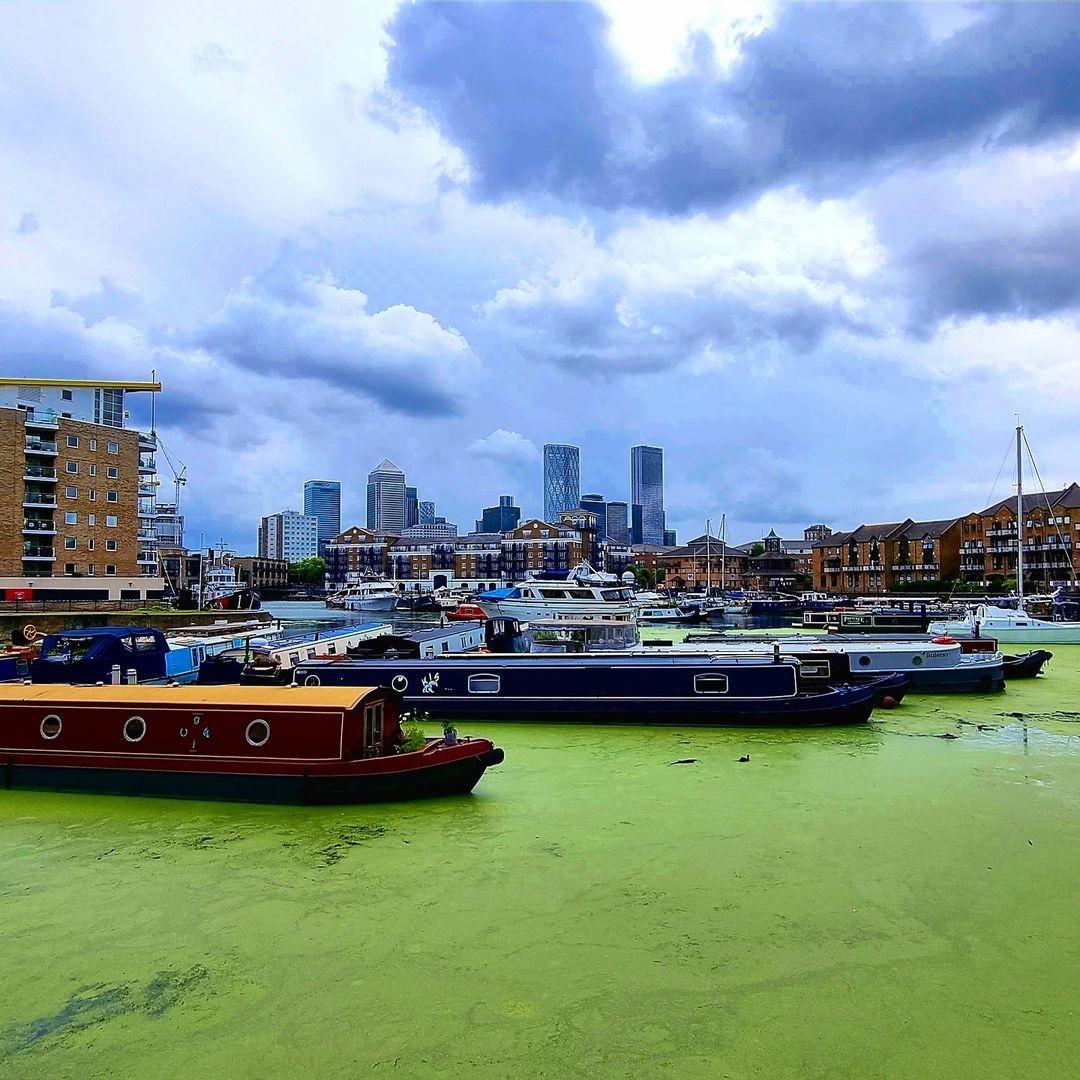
left=421, top=673, right=440, bottom=694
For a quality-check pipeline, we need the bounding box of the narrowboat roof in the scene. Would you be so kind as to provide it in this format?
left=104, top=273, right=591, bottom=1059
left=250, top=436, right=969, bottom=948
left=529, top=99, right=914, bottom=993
left=0, top=684, right=386, bottom=709
left=44, top=626, right=163, bottom=639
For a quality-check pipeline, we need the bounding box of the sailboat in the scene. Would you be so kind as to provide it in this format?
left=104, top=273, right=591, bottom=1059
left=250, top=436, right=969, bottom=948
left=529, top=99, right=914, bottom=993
left=929, top=422, right=1080, bottom=643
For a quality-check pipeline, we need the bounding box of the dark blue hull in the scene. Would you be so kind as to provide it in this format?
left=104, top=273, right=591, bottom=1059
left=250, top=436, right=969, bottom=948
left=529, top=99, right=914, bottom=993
left=293, top=656, right=879, bottom=726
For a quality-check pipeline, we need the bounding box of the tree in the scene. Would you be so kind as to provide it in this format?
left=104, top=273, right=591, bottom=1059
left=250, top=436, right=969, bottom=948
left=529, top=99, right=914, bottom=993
left=750, top=542, right=765, bottom=557
left=627, top=564, right=655, bottom=589
left=289, top=556, right=326, bottom=586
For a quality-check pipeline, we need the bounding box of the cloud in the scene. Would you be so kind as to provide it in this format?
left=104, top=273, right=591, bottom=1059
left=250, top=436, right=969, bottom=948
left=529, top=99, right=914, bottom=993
left=51, top=276, right=146, bottom=326
left=192, top=43, right=246, bottom=74
left=387, top=2, right=1080, bottom=213
left=192, top=263, right=477, bottom=416
left=15, top=212, right=39, bottom=234
left=468, top=428, right=540, bottom=465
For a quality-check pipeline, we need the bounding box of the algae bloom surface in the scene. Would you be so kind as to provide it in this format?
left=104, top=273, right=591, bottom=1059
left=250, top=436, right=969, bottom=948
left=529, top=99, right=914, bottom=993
left=2, top=646, right=1080, bottom=1078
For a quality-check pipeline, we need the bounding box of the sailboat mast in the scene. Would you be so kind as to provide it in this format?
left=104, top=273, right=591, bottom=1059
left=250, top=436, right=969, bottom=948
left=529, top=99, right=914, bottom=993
left=721, top=514, right=727, bottom=594
left=1016, top=420, right=1025, bottom=608
left=706, top=519, right=711, bottom=593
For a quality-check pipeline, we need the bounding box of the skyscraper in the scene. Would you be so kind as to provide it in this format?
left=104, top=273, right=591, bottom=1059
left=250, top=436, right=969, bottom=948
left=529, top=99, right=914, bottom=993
left=478, top=495, right=521, bottom=534
left=419, top=500, right=436, bottom=525
left=303, top=480, right=341, bottom=556
left=366, top=459, right=406, bottom=534
left=606, top=500, right=629, bottom=544
left=543, top=443, right=580, bottom=523
left=405, top=486, right=419, bottom=529
left=580, top=493, right=607, bottom=541
left=631, top=445, right=665, bottom=545
left=630, top=504, right=644, bottom=545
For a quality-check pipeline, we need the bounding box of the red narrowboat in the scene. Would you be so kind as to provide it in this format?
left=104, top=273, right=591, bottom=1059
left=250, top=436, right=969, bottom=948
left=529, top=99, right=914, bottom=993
left=0, top=684, right=504, bottom=805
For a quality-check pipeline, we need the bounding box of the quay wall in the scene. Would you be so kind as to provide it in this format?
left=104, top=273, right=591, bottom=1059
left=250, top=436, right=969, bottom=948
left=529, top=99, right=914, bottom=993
left=2, top=609, right=271, bottom=645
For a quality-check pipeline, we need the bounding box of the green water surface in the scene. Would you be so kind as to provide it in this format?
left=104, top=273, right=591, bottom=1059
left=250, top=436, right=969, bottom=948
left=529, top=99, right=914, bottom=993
left=2, top=645, right=1079, bottom=1078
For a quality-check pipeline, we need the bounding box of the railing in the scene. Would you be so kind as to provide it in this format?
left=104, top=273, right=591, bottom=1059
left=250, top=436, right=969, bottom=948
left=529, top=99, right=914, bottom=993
left=23, top=521, right=56, bottom=533
left=23, top=494, right=57, bottom=506
left=23, top=546, right=56, bottom=558
left=0, top=599, right=174, bottom=613
left=25, top=439, right=58, bottom=453
left=24, top=411, right=60, bottom=429
left=24, top=466, right=57, bottom=479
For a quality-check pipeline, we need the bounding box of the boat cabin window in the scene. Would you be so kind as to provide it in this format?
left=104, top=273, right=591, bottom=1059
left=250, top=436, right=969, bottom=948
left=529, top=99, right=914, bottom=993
left=306, top=648, right=316, bottom=659
left=289, top=652, right=301, bottom=665
left=693, top=674, right=729, bottom=694
left=40, top=714, right=62, bottom=739
left=566, top=589, right=593, bottom=599
left=133, top=634, right=159, bottom=652
left=468, top=674, right=501, bottom=694
left=327, top=643, right=337, bottom=654
left=124, top=715, right=147, bottom=742
left=363, top=701, right=384, bottom=747
left=539, top=589, right=568, bottom=599
left=246, top=719, right=270, bottom=747
left=42, top=636, right=95, bottom=663
left=601, top=589, right=630, bottom=601
left=799, top=662, right=830, bottom=679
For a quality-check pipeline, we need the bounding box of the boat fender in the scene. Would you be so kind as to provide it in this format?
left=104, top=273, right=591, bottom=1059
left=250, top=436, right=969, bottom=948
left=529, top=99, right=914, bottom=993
left=21, top=624, right=37, bottom=641
left=933, top=635, right=956, bottom=645
left=881, top=696, right=897, bottom=710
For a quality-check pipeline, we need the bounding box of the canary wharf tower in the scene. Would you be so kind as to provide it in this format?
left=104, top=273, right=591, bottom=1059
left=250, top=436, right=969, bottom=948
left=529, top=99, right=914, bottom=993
left=543, top=443, right=580, bottom=523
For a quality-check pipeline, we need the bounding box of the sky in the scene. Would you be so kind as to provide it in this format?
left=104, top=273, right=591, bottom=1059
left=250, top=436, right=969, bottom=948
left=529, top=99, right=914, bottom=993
left=4, top=0, right=1080, bottom=548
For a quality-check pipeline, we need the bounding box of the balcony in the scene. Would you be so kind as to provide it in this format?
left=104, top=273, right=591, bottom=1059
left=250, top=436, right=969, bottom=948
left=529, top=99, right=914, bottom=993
left=138, top=483, right=158, bottom=497
left=139, top=432, right=157, bottom=450
left=23, top=465, right=57, bottom=482
left=137, top=550, right=157, bottom=565
left=25, top=438, right=58, bottom=455
left=24, top=411, right=59, bottom=430
left=987, top=544, right=1016, bottom=554
left=139, top=455, right=156, bottom=473
left=22, top=493, right=57, bottom=508
left=23, top=546, right=56, bottom=560
left=23, top=522, right=56, bottom=535
left=986, top=528, right=1016, bottom=537
left=137, top=530, right=157, bottom=542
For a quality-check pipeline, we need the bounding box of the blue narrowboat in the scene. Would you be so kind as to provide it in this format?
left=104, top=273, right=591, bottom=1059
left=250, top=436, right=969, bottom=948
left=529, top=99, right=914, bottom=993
left=292, top=654, right=888, bottom=726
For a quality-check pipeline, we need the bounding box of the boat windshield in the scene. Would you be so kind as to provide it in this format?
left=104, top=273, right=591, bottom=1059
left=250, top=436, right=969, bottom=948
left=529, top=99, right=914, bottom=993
left=601, top=589, right=630, bottom=601
left=42, top=636, right=96, bottom=662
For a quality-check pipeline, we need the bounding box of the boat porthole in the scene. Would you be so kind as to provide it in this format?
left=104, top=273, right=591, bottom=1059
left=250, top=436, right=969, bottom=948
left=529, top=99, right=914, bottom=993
left=40, top=714, right=62, bottom=740
left=246, top=719, right=270, bottom=747
left=858, top=656, right=871, bottom=667
left=911, top=656, right=923, bottom=666
left=304, top=674, right=321, bottom=687
left=124, top=715, right=147, bottom=743
left=392, top=675, right=409, bottom=692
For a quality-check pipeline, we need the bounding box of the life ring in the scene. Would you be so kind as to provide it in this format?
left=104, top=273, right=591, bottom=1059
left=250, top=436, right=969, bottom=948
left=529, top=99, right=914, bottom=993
left=21, top=624, right=38, bottom=641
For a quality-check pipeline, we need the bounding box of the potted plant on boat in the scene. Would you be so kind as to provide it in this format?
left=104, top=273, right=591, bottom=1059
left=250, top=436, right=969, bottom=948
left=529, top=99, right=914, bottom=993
left=442, top=719, right=459, bottom=746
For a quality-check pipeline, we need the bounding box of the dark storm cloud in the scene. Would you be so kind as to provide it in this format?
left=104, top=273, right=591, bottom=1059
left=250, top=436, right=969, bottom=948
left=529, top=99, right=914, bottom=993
left=387, top=2, right=1080, bottom=213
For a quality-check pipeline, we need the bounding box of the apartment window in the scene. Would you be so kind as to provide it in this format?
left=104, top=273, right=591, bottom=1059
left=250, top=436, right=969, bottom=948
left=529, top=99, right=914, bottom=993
left=89, top=438, right=97, bottom=451
left=107, top=490, right=118, bottom=503
left=88, top=464, right=97, bottom=476
left=107, top=466, right=118, bottom=479
left=87, top=564, right=95, bottom=575
left=87, top=539, right=95, bottom=551
left=65, top=563, right=77, bottom=574
left=88, top=490, right=97, bottom=502
left=88, top=514, right=96, bottom=526
left=64, top=512, right=77, bottom=525
left=65, top=486, right=77, bottom=499
left=61, top=389, right=73, bottom=401
left=105, top=564, right=116, bottom=576
left=107, top=441, right=119, bottom=454
left=65, top=461, right=78, bottom=474
left=66, top=435, right=79, bottom=447
left=106, top=515, right=117, bottom=527
left=106, top=539, right=117, bottom=551
left=64, top=537, right=76, bottom=550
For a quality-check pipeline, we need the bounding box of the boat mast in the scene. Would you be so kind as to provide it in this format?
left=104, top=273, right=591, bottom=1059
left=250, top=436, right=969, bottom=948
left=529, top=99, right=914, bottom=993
left=705, top=518, right=712, bottom=594
left=720, top=514, right=727, bottom=595
left=1016, top=419, right=1025, bottom=610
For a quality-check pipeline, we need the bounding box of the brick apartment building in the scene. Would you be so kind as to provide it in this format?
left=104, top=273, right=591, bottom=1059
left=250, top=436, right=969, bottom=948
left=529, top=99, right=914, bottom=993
left=655, top=535, right=748, bottom=591
left=0, top=377, right=165, bottom=600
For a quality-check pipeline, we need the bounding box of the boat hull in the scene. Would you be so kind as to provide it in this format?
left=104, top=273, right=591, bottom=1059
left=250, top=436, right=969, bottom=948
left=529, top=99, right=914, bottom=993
left=342, top=597, right=400, bottom=612
left=1002, top=650, right=1053, bottom=678
left=1, top=747, right=503, bottom=805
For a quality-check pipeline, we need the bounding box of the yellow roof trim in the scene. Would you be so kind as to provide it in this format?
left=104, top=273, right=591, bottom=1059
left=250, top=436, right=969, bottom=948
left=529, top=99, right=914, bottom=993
left=0, top=378, right=162, bottom=392
left=0, top=684, right=383, bottom=709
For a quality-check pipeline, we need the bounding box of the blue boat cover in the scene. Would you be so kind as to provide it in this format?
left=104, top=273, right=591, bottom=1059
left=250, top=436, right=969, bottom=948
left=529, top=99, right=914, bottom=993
left=476, top=587, right=516, bottom=600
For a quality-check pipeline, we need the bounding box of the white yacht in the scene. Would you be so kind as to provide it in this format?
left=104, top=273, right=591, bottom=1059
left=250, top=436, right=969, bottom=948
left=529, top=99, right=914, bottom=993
left=929, top=604, right=1080, bottom=644
left=478, top=564, right=635, bottom=622
left=326, top=580, right=400, bottom=612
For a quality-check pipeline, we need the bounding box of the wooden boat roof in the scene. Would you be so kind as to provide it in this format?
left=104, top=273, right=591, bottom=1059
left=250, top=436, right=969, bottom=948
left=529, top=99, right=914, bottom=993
left=0, top=684, right=386, bottom=709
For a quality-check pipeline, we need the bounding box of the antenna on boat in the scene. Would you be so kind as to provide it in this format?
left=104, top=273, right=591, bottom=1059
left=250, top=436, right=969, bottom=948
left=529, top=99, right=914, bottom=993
left=1016, top=416, right=1024, bottom=611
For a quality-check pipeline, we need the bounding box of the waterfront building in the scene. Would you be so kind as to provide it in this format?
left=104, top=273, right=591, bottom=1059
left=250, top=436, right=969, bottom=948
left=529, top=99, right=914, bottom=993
left=419, top=500, right=436, bottom=525
left=630, top=503, right=644, bottom=545
left=504, top=518, right=584, bottom=579
left=258, top=510, right=318, bottom=562
left=0, top=376, right=165, bottom=598
left=477, top=495, right=521, bottom=534
left=606, top=500, right=629, bottom=544
left=303, top=480, right=341, bottom=557
left=233, top=556, right=290, bottom=597
left=154, top=501, right=184, bottom=549
left=405, top=486, right=419, bottom=529
left=366, top=459, right=406, bottom=534
left=631, top=445, right=665, bottom=545
left=736, top=528, right=816, bottom=591
left=655, top=535, right=746, bottom=592
left=811, top=519, right=962, bottom=594
left=543, top=444, right=580, bottom=523
left=560, top=508, right=602, bottom=567
left=325, top=526, right=395, bottom=588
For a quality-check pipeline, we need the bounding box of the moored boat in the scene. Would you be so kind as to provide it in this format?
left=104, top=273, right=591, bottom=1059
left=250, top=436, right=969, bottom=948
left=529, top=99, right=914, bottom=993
left=293, top=653, right=888, bottom=726
left=0, top=684, right=503, bottom=804
left=929, top=605, right=1080, bottom=643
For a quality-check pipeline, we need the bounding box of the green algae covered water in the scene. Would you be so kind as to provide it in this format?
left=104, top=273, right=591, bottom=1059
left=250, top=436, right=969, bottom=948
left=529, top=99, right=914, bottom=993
left=3, top=646, right=1080, bottom=1078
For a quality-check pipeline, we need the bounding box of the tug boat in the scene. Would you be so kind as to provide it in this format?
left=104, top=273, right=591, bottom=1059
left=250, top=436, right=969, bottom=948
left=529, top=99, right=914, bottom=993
left=0, top=684, right=504, bottom=804
left=292, top=653, right=889, bottom=726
